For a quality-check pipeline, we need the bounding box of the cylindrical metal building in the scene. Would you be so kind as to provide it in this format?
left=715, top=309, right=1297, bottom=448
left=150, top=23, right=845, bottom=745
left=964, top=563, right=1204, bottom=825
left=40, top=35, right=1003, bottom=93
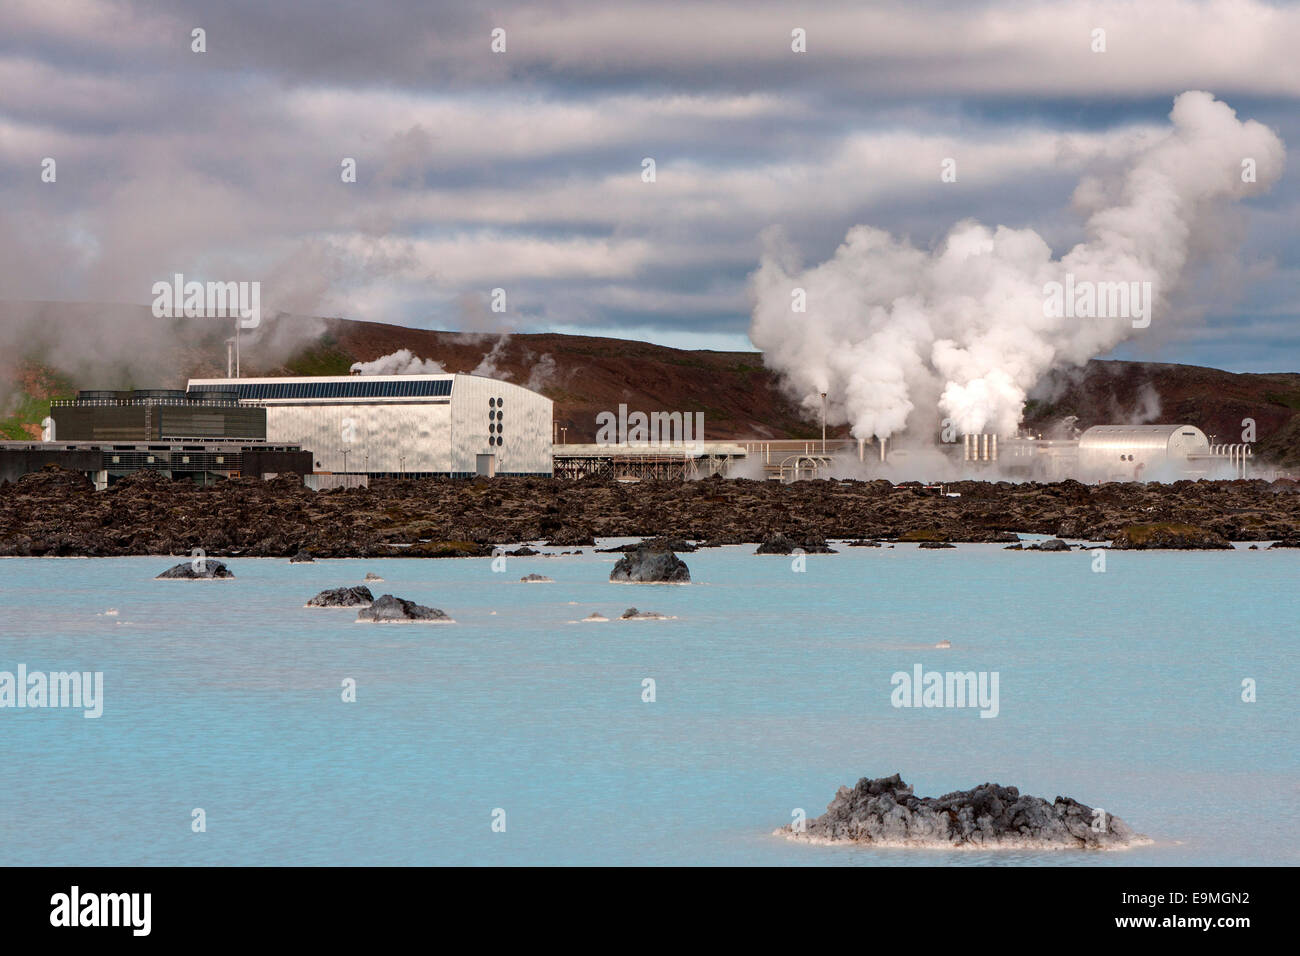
left=1077, top=424, right=1210, bottom=480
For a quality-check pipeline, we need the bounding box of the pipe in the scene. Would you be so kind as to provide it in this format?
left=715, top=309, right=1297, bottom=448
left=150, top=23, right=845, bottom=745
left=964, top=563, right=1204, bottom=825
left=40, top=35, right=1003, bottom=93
left=879, top=436, right=887, bottom=463
left=991, top=433, right=998, bottom=462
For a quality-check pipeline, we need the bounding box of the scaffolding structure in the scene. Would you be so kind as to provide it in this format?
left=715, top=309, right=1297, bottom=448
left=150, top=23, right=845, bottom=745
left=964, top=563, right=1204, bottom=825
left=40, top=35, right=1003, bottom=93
left=552, top=443, right=746, bottom=480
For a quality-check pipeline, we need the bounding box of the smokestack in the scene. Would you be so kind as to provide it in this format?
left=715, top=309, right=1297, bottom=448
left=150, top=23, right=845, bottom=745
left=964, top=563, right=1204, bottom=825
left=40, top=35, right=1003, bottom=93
left=991, top=434, right=998, bottom=462
left=879, top=436, right=887, bottom=462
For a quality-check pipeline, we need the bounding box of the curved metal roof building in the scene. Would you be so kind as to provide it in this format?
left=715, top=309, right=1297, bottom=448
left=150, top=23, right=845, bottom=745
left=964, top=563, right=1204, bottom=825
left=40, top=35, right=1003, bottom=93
left=1077, top=424, right=1210, bottom=480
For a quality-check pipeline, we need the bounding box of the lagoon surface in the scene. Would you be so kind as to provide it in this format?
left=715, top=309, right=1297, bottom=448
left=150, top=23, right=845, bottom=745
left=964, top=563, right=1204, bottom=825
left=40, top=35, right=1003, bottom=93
left=1, top=540, right=1297, bottom=865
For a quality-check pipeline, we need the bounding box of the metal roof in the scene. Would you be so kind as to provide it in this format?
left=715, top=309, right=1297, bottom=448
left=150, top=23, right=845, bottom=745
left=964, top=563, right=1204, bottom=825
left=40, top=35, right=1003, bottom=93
left=1078, top=424, right=1208, bottom=451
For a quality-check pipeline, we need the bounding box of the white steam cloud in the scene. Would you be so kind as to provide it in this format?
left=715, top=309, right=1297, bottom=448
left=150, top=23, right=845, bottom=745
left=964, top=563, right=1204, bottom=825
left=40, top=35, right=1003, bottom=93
left=750, top=92, right=1285, bottom=441
left=471, top=335, right=512, bottom=379
left=350, top=349, right=446, bottom=375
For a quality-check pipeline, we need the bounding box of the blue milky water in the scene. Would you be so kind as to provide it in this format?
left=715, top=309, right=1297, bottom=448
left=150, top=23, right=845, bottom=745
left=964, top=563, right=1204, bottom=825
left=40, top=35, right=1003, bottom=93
left=1, top=540, right=1296, bottom=866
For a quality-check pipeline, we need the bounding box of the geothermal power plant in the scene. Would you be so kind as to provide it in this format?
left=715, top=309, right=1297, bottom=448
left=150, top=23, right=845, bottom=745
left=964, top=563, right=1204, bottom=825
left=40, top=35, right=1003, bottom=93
left=0, top=366, right=1258, bottom=486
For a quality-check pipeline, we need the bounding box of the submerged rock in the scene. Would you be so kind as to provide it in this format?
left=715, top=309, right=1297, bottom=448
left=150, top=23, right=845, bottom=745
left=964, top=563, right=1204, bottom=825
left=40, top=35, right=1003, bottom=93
left=599, top=536, right=697, bottom=553
left=847, top=539, right=883, bottom=547
left=582, top=611, right=609, bottom=622
left=917, top=541, right=956, bottom=549
left=609, top=547, right=690, bottom=583
left=755, top=533, right=836, bottom=554
left=307, top=585, right=373, bottom=607
left=1024, top=538, right=1072, bottom=551
left=621, top=607, right=668, bottom=620
left=782, top=774, right=1147, bottom=850
left=289, top=549, right=314, bottom=563
left=502, top=545, right=541, bottom=557
left=1111, top=523, right=1231, bottom=550
left=155, top=560, right=233, bottom=579
left=364, top=571, right=385, bottom=582
left=520, top=573, right=553, bottom=583
left=356, top=594, right=453, bottom=623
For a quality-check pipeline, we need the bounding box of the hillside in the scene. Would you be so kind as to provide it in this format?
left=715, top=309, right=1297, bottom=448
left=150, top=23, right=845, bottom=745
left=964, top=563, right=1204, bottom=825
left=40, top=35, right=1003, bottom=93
left=1024, top=361, right=1300, bottom=466
left=5, top=307, right=1300, bottom=461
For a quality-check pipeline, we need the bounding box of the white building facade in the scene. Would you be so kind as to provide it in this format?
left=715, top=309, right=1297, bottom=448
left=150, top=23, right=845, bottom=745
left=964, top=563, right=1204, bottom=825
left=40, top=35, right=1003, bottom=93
left=186, top=374, right=553, bottom=477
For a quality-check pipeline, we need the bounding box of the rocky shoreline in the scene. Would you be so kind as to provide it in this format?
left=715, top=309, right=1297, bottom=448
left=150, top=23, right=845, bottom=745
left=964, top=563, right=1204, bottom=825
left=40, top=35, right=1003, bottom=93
left=3, top=466, right=1300, bottom=558
left=782, top=774, right=1149, bottom=850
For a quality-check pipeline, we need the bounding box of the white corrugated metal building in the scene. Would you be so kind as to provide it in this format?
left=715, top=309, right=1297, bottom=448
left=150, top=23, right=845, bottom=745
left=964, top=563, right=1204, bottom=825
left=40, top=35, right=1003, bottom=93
left=1076, top=424, right=1210, bottom=480
left=186, top=374, right=553, bottom=477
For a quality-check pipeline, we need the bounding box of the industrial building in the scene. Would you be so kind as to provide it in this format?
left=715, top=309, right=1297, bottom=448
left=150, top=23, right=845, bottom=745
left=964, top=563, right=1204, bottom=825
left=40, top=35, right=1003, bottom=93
left=0, top=440, right=310, bottom=488
left=187, top=373, right=554, bottom=478
left=50, top=389, right=266, bottom=442
left=963, top=424, right=1252, bottom=481
left=553, top=442, right=747, bottom=480
left=0, top=390, right=310, bottom=487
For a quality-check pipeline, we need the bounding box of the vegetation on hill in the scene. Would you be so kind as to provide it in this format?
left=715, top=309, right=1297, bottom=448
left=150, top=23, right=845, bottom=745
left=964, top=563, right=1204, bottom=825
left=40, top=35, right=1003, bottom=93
left=0, top=363, right=74, bottom=440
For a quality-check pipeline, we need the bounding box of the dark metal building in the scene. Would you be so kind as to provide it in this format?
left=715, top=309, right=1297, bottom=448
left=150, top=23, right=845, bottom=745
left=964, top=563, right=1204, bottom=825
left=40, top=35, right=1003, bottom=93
left=0, top=441, right=312, bottom=487
left=3, top=389, right=310, bottom=487
left=51, top=389, right=266, bottom=442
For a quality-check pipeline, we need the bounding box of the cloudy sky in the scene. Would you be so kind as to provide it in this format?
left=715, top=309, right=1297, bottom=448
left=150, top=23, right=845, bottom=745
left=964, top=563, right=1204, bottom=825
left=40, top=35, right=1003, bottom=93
left=1, top=0, right=1296, bottom=370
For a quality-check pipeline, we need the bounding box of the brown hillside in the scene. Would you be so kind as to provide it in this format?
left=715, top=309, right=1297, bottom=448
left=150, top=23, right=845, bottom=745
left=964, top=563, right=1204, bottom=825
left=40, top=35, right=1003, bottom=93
left=1025, top=360, right=1300, bottom=466
left=6, top=304, right=1300, bottom=461
left=304, top=320, right=823, bottom=442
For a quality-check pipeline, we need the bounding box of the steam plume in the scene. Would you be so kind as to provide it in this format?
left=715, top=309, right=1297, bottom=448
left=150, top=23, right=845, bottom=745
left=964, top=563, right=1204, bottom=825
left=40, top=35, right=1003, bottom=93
left=349, top=349, right=446, bottom=375
left=750, top=92, right=1285, bottom=441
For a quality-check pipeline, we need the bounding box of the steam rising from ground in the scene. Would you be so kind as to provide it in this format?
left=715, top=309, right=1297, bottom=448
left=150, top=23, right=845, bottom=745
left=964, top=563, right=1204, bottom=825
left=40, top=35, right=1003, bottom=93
left=750, top=92, right=1285, bottom=442
left=349, top=349, right=446, bottom=375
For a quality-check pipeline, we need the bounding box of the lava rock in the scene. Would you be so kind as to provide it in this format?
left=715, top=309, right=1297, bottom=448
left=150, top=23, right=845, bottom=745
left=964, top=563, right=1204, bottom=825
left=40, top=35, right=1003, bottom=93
left=289, top=549, right=314, bottom=563
left=621, top=607, right=667, bottom=620
left=599, top=536, right=697, bottom=553
left=364, top=571, right=385, bottom=581
left=356, top=594, right=452, bottom=623
left=520, top=573, right=553, bottom=583
left=155, top=560, right=234, bottom=579
left=1111, top=523, right=1231, bottom=550
left=1025, top=538, right=1072, bottom=551
left=404, top=540, right=492, bottom=558
left=543, top=527, right=596, bottom=547
left=755, top=533, right=836, bottom=554
left=307, top=585, right=373, bottom=607
left=11, top=473, right=1300, bottom=557
left=696, top=535, right=746, bottom=548
left=609, top=547, right=691, bottom=583
left=917, top=541, right=956, bottom=549
left=782, top=773, right=1148, bottom=849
